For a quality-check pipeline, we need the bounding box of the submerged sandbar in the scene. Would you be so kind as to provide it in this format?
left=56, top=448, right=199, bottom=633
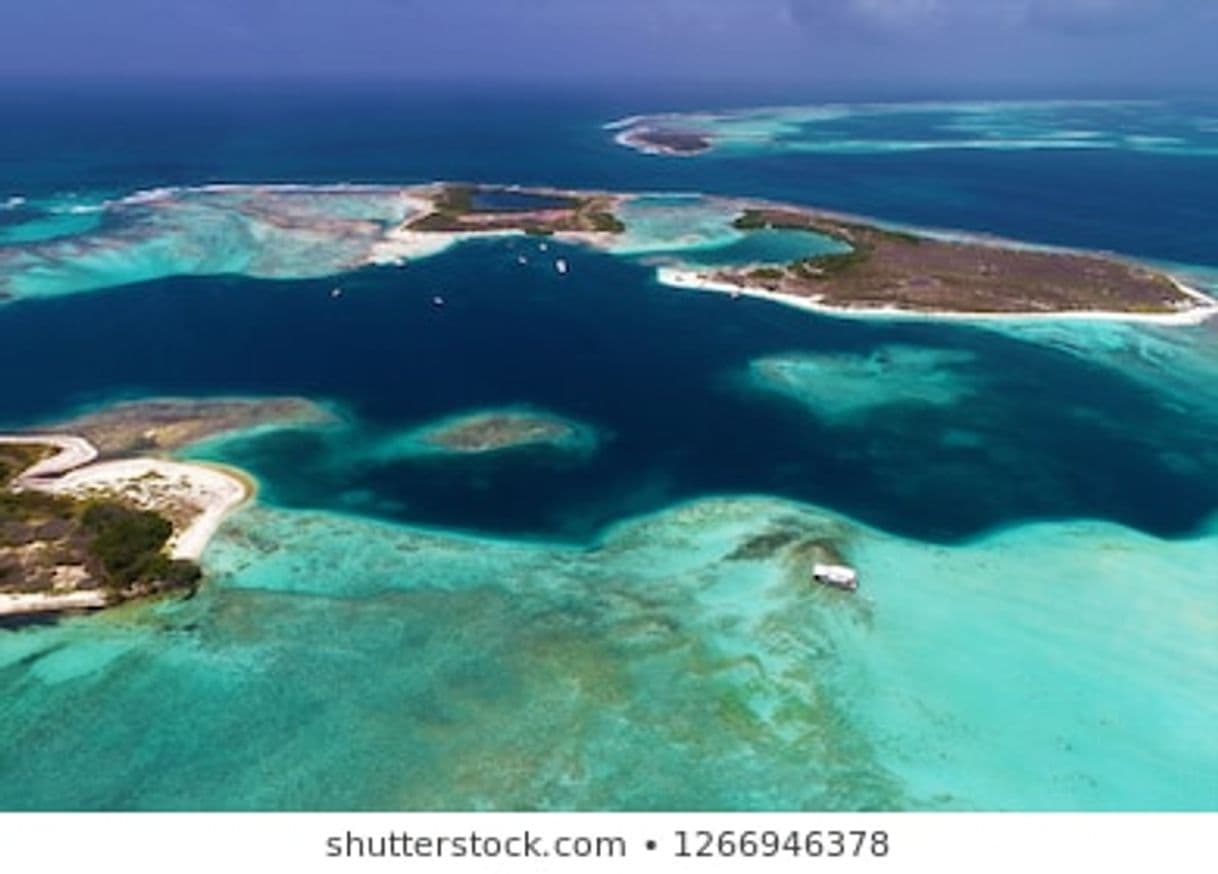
left=747, top=346, right=979, bottom=423
left=400, top=407, right=600, bottom=457
left=51, top=396, right=331, bottom=457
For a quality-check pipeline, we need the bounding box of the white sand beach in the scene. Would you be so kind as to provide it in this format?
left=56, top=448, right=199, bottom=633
left=2, top=434, right=252, bottom=561
left=0, top=434, right=98, bottom=481
left=0, top=590, right=109, bottom=617
left=367, top=228, right=494, bottom=265
left=34, top=456, right=251, bottom=561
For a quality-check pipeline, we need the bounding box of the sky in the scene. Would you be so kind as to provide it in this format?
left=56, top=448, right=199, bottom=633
left=1, top=0, right=1215, bottom=92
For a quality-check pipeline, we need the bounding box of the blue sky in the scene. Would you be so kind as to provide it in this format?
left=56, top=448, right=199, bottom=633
left=2, top=0, right=1214, bottom=91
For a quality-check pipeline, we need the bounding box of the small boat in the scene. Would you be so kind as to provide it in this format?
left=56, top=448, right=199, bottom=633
left=555, top=258, right=569, bottom=275
left=517, top=254, right=528, bottom=265
left=812, top=562, right=858, bottom=592
left=538, top=242, right=548, bottom=252
left=432, top=295, right=445, bottom=307
left=330, top=287, right=343, bottom=299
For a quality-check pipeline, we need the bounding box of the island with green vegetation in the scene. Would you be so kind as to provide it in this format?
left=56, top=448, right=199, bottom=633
left=607, top=119, right=715, bottom=156
left=683, top=206, right=1207, bottom=318
left=0, top=397, right=325, bottom=621
left=0, top=442, right=200, bottom=621
left=406, top=183, right=626, bottom=236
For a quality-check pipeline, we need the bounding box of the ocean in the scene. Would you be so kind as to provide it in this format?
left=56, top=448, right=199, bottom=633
left=0, top=82, right=1215, bottom=810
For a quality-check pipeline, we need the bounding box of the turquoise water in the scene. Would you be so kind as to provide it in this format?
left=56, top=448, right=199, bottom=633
left=609, top=195, right=847, bottom=265
left=610, top=195, right=743, bottom=254
left=0, top=185, right=416, bottom=301
left=3, top=496, right=1213, bottom=810
left=0, top=187, right=843, bottom=303
left=745, top=346, right=979, bottom=423
left=1, top=88, right=1217, bottom=811
left=0, top=202, right=102, bottom=244
left=613, top=100, right=1218, bottom=158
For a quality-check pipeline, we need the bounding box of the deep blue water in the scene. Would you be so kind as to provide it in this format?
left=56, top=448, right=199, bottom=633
left=1, top=236, right=1214, bottom=543
left=1, top=83, right=1217, bottom=544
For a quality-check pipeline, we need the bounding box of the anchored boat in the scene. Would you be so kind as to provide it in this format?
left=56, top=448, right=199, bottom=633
left=813, top=562, right=858, bottom=592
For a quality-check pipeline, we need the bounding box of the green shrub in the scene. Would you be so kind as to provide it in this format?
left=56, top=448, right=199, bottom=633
left=0, top=445, right=49, bottom=487
left=749, top=267, right=786, bottom=281
left=587, top=211, right=626, bottom=233
left=732, top=210, right=770, bottom=230
left=434, top=184, right=474, bottom=215
left=79, top=501, right=173, bottom=587
left=792, top=249, right=870, bottom=277
left=0, top=490, right=75, bottom=523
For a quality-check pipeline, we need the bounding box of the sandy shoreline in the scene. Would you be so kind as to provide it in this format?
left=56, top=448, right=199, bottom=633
left=33, top=455, right=252, bottom=560
left=0, top=434, right=99, bottom=481
left=0, top=590, right=109, bottom=618
left=656, top=267, right=1218, bottom=326
left=1, top=433, right=254, bottom=617
left=367, top=227, right=523, bottom=265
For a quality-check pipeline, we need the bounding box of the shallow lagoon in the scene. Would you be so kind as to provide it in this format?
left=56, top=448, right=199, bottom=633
left=1, top=494, right=1213, bottom=810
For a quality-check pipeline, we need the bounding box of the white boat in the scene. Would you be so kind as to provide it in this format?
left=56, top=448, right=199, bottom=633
left=555, top=258, right=569, bottom=275
left=330, top=287, right=343, bottom=299
left=432, top=295, right=445, bottom=307
left=812, top=563, right=858, bottom=592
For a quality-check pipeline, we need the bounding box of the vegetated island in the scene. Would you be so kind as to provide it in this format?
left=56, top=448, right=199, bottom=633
left=406, top=407, right=598, bottom=457
left=406, top=183, right=624, bottom=236
left=0, top=397, right=326, bottom=621
left=612, top=124, right=714, bottom=156
left=366, top=182, right=627, bottom=264
left=659, top=206, right=1216, bottom=321
left=372, top=183, right=1214, bottom=322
